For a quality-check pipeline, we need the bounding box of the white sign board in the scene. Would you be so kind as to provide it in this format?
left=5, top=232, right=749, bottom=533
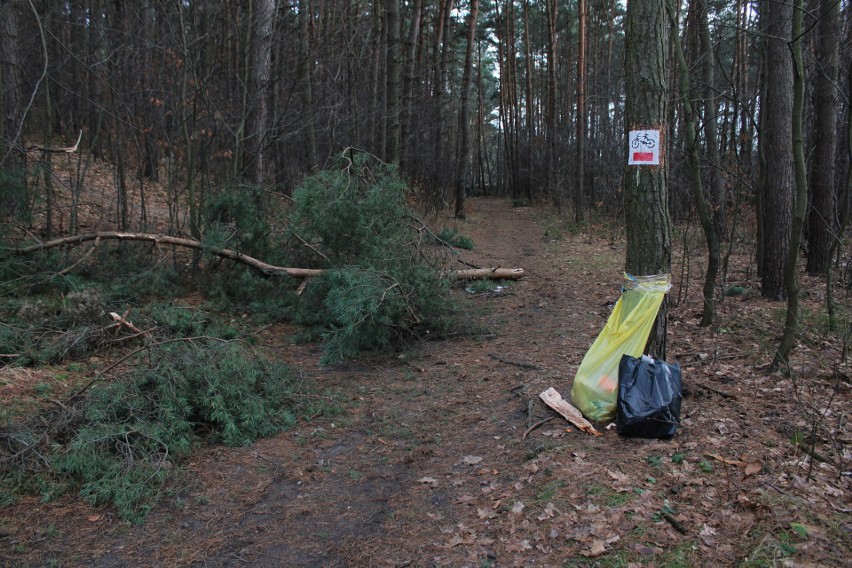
left=627, top=129, right=661, bottom=165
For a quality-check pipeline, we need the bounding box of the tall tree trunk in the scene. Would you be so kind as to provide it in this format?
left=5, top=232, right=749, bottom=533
left=454, top=0, right=479, bottom=219
left=250, top=0, right=275, bottom=185
left=431, top=0, right=453, bottom=193
left=624, top=0, right=672, bottom=359
left=773, top=0, right=808, bottom=367
left=371, top=0, right=384, bottom=153
left=670, top=0, right=719, bottom=327
left=299, top=0, right=318, bottom=171
left=384, top=0, right=401, bottom=164
left=522, top=0, right=533, bottom=202
left=759, top=0, right=794, bottom=300
left=0, top=0, right=24, bottom=169
left=401, top=0, right=422, bottom=168
left=697, top=0, right=725, bottom=236
left=545, top=0, right=557, bottom=199
left=805, top=0, right=840, bottom=275
left=576, top=0, right=587, bottom=221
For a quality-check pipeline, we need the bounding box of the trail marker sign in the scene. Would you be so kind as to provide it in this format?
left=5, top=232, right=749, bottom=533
left=628, top=129, right=660, bottom=165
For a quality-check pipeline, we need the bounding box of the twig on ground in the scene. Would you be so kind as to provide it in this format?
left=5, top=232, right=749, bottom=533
left=662, top=512, right=688, bottom=535
left=695, top=382, right=737, bottom=399
left=522, top=416, right=556, bottom=440
left=489, top=353, right=541, bottom=370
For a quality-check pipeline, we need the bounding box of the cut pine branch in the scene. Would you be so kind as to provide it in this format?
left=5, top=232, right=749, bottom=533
left=6, top=232, right=524, bottom=281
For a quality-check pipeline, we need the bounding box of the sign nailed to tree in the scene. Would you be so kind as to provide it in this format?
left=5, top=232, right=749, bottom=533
left=627, top=129, right=661, bottom=165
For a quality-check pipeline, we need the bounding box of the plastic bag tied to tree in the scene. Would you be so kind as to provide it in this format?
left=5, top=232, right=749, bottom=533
left=571, top=273, right=671, bottom=422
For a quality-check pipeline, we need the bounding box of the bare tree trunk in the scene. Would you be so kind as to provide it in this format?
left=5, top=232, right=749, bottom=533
left=759, top=0, right=794, bottom=300
left=670, top=0, right=719, bottom=327
left=805, top=0, right=840, bottom=275
left=697, top=0, right=725, bottom=236
left=545, top=0, right=557, bottom=199
left=371, top=0, right=384, bottom=153
left=401, top=0, right=422, bottom=168
left=774, top=0, right=807, bottom=367
left=250, top=0, right=275, bottom=185
left=576, top=0, right=587, bottom=221
left=624, top=0, right=672, bottom=359
left=1, top=0, right=25, bottom=169
left=454, top=0, right=479, bottom=219
left=522, top=0, right=533, bottom=202
left=384, top=0, right=401, bottom=164
left=299, top=0, right=318, bottom=171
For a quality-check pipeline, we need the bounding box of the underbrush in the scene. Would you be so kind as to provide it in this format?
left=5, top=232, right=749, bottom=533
left=0, top=150, right=474, bottom=520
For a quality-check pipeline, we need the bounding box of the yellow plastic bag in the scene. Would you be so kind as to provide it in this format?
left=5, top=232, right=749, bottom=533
left=571, top=273, right=671, bottom=422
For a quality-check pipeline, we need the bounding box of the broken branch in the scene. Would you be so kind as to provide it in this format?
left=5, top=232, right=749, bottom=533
left=27, top=130, right=83, bottom=154
left=7, top=232, right=523, bottom=281
left=522, top=416, right=556, bottom=440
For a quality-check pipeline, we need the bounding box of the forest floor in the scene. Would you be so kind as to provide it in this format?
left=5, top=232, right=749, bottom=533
left=1, top=196, right=850, bottom=567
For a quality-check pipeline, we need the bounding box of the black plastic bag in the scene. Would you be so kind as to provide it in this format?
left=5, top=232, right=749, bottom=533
left=616, top=354, right=682, bottom=439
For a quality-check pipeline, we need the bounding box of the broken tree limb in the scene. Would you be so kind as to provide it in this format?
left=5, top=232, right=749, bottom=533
left=539, top=387, right=601, bottom=436
left=6, top=232, right=523, bottom=281
left=453, top=267, right=525, bottom=280
left=27, top=130, right=83, bottom=154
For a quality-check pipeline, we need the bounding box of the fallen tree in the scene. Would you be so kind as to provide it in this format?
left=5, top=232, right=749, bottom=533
left=6, top=231, right=525, bottom=281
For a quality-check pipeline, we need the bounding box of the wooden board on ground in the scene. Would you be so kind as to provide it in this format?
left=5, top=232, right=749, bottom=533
left=539, top=387, right=601, bottom=436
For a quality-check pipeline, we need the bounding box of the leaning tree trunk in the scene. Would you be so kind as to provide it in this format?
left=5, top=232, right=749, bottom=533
left=624, top=0, right=672, bottom=359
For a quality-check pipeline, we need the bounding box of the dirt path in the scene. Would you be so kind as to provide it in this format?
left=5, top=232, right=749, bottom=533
left=2, top=198, right=849, bottom=567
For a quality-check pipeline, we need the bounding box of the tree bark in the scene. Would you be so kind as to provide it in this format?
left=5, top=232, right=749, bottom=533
left=576, top=0, right=587, bottom=221
left=250, top=0, right=275, bottom=185
left=759, top=0, right=794, bottom=300
left=1, top=0, right=24, bottom=168
left=805, top=0, right=840, bottom=275
left=299, top=0, right=318, bottom=171
left=400, top=0, right=422, bottom=168
left=454, top=0, right=479, bottom=220
left=773, top=0, right=808, bottom=368
left=624, top=0, right=672, bottom=359
left=670, top=0, right=719, bottom=328
left=384, top=0, right=402, bottom=164
left=697, top=0, right=725, bottom=236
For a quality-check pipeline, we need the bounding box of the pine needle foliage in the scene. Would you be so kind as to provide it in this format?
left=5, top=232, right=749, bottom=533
left=203, top=184, right=273, bottom=258
left=289, top=150, right=459, bottom=363
left=2, top=340, right=312, bottom=522
left=435, top=227, right=474, bottom=250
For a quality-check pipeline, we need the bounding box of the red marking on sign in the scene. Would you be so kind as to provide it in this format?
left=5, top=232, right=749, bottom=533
left=632, top=152, right=654, bottom=162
